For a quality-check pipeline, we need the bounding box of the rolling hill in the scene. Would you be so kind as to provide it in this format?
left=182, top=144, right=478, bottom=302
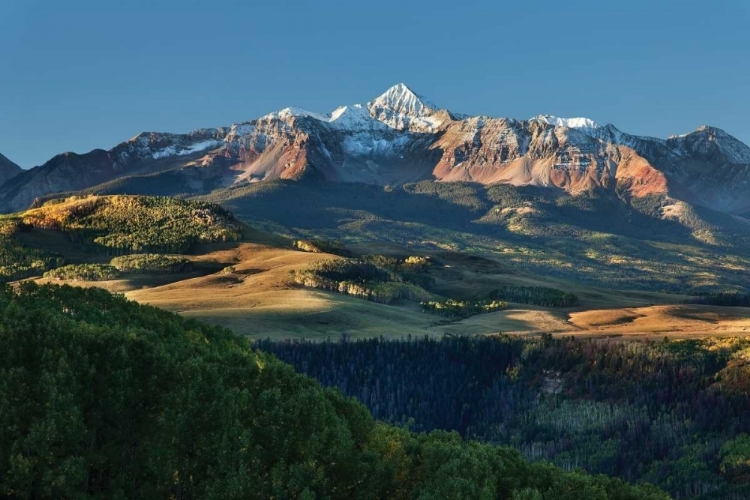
left=0, top=193, right=746, bottom=343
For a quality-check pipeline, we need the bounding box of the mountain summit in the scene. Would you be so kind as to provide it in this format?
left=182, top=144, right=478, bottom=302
left=366, top=83, right=442, bottom=132
left=369, top=83, right=438, bottom=116
left=667, top=125, right=750, bottom=165
left=1, top=83, right=749, bottom=216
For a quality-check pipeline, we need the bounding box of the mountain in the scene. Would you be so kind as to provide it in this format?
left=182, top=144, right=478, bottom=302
left=0, top=129, right=226, bottom=212
left=663, top=126, right=750, bottom=213
left=1, top=83, right=749, bottom=218
left=0, top=153, right=22, bottom=186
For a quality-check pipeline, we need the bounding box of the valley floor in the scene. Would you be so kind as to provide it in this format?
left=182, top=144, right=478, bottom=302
left=37, top=240, right=750, bottom=341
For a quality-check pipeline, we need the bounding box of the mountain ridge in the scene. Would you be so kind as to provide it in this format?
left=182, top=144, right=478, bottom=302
left=1, top=83, right=749, bottom=216
left=0, top=153, right=22, bottom=186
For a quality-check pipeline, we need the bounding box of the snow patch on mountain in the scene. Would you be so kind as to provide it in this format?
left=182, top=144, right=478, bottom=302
left=531, top=115, right=600, bottom=130
left=329, top=104, right=387, bottom=131
left=260, top=107, right=331, bottom=122
left=152, top=139, right=223, bottom=159
left=226, top=123, right=255, bottom=140
left=342, top=134, right=411, bottom=156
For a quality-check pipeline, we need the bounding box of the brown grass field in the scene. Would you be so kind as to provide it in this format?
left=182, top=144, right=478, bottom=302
left=31, top=234, right=750, bottom=341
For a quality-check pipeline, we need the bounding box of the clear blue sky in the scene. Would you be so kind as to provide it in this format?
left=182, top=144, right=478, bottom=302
left=1, top=0, right=748, bottom=168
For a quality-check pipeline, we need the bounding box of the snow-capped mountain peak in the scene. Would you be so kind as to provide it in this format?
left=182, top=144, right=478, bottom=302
left=531, top=115, right=600, bottom=130
left=367, top=83, right=443, bottom=132
left=247, top=83, right=444, bottom=133
left=368, top=83, right=438, bottom=117
left=329, top=104, right=386, bottom=130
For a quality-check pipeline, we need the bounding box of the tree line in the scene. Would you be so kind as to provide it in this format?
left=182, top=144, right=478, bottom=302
left=35, top=255, right=194, bottom=283
left=686, top=293, right=750, bottom=307
left=0, top=218, right=63, bottom=281
left=487, top=285, right=579, bottom=307
left=291, top=255, right=579, bottom=313
left=290, top=258, right=432, bottom=304
left=110, top=253, right=193, bottom=273
left=420, top=298, right=507, bottom=318
left=44, top=263, right=120, bottom=281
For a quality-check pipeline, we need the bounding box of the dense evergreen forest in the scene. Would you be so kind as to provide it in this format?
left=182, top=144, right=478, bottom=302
left=0, top=284, right=667, bottom=499
left=686, top=293, right=750, bottom=307
left=260, top=336, right=750, bottom=499
left=487, top=285, right=579, bottom=308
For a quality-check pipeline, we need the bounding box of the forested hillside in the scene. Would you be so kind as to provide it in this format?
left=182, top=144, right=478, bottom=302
left=261, top=336, right=750, bottom=499
left=0, top=218, right=63, bottom=281
left=0, top=283, right=668, bottom=499
left=0, top=194, right=240, bottom=282
left=21, top=195, right=242, bottom=254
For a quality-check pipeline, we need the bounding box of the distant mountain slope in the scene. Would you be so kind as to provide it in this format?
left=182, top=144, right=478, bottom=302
left=0, top=129, right=226, bottom=212
left=0, top=153, right=22, bottom=186
left=2, top=83, right=749, bottom=218
left=199, top=180, right=750, bottom=295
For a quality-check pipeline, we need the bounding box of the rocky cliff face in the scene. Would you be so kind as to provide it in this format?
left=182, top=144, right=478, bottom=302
left=1, top=83, right=749, bottom=216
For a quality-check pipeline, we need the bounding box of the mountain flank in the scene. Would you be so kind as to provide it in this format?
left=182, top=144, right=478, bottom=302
left=0, top=153, right=22, bottom=186
left=1, top=83, right=749, bottom=218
